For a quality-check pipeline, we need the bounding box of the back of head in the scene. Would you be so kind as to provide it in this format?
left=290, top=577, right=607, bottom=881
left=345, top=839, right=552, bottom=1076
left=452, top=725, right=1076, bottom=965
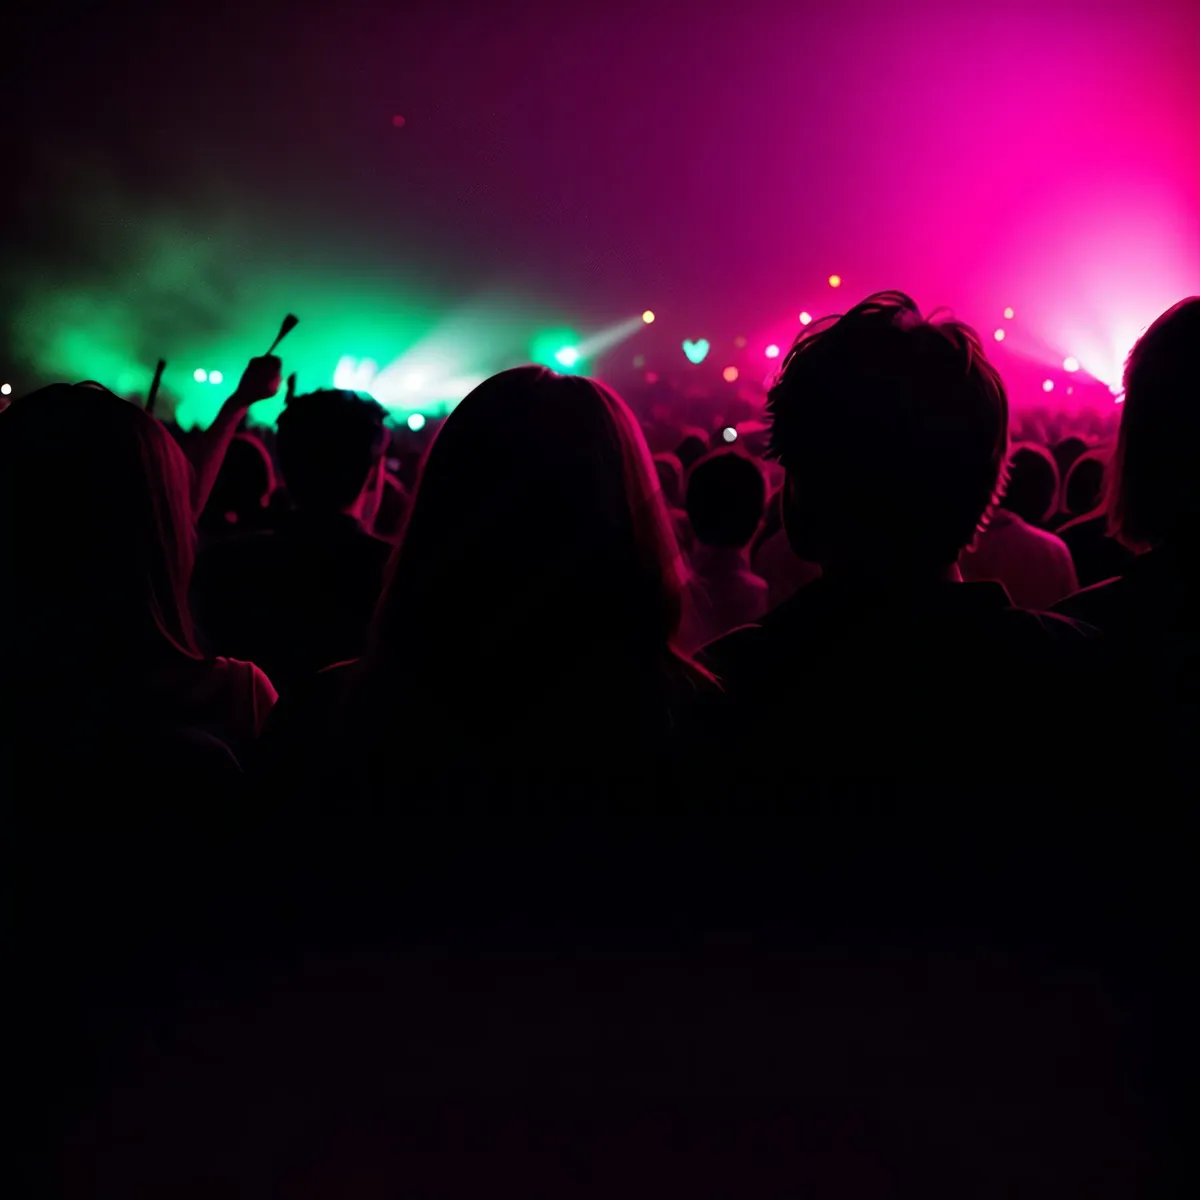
left=370, top=366, right=684, bottom=688
left=686, top=449, right=766, bottom=548
left=675, top=430, right=710, bottom=472
left=1052, top=435, right=1088, bottom=480
left=1108, top=297, right=1200, bottom=549
left=1064, top=450, right=1107, bottom=518
left=0, top=383, right=198, bottom=681
left=653, top=453, right=685, bottom=509
left=200, top=433, right=275, bottom=532
left=1001, top=443, right=1060, bottom=526
left=767, top=292, right=1008, bottom=573
left=276, top=389, right=388, bottom=513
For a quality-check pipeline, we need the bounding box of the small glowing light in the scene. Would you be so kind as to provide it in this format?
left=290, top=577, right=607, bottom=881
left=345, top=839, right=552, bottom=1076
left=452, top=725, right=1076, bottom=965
left=392, top=114, right=406, bottom=128
left=765, top=343, right=781, bottom=359
left=632, top=354, right=646, bottom=369
left=1109, top=383, right=1124, bottom=397
left=641, top=310, right=655, bottom=324
left=1003, top=306, right=1015, bottom=320
left=733, top=335, right=747, bottom=349
left=193, top=368, right=208, bottom=383
left=993, top=329, right=1005, bottom=342
left=1063, top=356, right=1080, bottom=373
left=799, top=311, right=813, bottom=326
left=828, top=274, right=842, bottom=288
left=722, top=365, right=739, bottom=383
left=722, top=426, right=738, bottom=443
left=682, top=339, right=710, bottom=364
left=1042, top=379, right=1055, bottom=392
left=0, top=383, right=11, bottom=396
left=554, top=347, right=580, bottom=368
left=209, top=370, right=224, bottom=385
left=406, top=412, right=426, bottom=431
left=645, top=371, right=659, bottom=383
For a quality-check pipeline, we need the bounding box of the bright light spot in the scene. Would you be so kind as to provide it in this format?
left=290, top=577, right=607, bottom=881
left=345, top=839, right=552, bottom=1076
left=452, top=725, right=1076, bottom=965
left=554, top=347, right=580, bottom=368
left=682, top=339, right=710, bottom=364
left=993, top=329, right=1005, bottom=342
left=828, top=274, right=842, bottom=288
left=333, top=356, right=360, bottom=389
left=402, top=372, right=425, bottom=392
left=765, top=343, right=780, bottom=359
left=1003, top=307, right=1015, bottom=320
left=641, top=310, right=655, bottom=324
left=1063, top=356, right=1080, bottom=373
left=733, top=336, right=747, bottom=349
left=209, top=370, right=223, bottom=385
left=722, top=365, right=739, bottom=383
left=1066, top=387, right=1074, bottom=395
left=1042, top=379, right=1055, bottom=392
left=406, top=412, right=426, bottom=431
left=193, top=368, right=207, bottom=383
left=0, top=383, right=11, bottom=396
left=799, top=311, right=813, bottom=326
left=722, top=426, right=738, bottom=443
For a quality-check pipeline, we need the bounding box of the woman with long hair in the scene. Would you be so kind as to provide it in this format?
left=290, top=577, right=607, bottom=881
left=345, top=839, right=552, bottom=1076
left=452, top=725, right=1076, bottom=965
left=266, top=366, right=710, bottom=799
left=0, top=382, right=276, bottom=765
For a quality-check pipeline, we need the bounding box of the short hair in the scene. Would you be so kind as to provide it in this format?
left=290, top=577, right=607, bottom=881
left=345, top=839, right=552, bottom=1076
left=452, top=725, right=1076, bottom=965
left=653, top=453, right=685, bottom=509
left=767, top=291, right=1008, bottom=569
left=1001, top=443, right=1060, bottom=526
left=1107, top=297, right=1200, bottom=549
left=675, top=430, right=710, bottom=472
left=276, top=389, right=388, bottom=512
left=1063, top=449, right=1106, bottom=518
left=686, top=449, right=766, bottom=547
left=201, top=433, right=275, bottom=530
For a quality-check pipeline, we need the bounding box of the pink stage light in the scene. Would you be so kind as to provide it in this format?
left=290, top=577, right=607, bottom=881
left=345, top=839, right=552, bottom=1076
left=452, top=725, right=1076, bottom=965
left=1003, top=307, right=1015, bottom=320
left=1063, top=356, right=1080, bottom=373
left=1042, top=380, right=1055, bottom=392
left=765, top=343, right=780, bottom=359
left=993, top=329, right=1005, bottom=342
left=722, top=365, right=739, bottom=383
left=799, top=312, right=812, bottom=326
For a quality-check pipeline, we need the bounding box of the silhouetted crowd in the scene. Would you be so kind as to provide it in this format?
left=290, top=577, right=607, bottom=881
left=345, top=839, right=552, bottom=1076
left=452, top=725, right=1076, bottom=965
left=8, top=292, right=1197, bottom=1196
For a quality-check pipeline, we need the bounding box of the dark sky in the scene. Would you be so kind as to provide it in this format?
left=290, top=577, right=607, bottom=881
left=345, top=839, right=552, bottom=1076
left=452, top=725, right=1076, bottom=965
left=3, top=0, right=1198, bottom=395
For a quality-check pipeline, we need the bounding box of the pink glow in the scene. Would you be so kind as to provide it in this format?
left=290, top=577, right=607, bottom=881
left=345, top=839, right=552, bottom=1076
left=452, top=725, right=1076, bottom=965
left=765, top=343, right=780, bottom=358
left=1043, top=380, right=1055, bottom=392
left=1063, top=357, right=1080, bottom=373
left=799, top=312, right=813, bottom=326
left=993, top=329, right=1005, bottom=342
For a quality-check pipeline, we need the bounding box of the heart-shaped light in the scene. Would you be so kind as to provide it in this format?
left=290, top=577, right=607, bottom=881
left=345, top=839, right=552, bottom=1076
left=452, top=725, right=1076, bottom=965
left=682, top=338, right=710, bottom=364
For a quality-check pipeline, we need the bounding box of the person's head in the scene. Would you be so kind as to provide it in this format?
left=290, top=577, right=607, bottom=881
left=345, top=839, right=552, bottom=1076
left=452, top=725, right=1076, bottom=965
left=369, top=366, right=686, bottom=686
left=767, top=292, right=1008, bottom=576
left=0, top=383, right=199, bottom=674
left=1051, top=435, right=1088, bottom=481
left=675, top=429, right=710, bottom=472
left=686, top=449, right=766, bottom=549
left=653, top=453, right=685, bottom=509
left=275, top=389, right=388, bottom=517
left=1107, top=297, right=1200, bottom=550
left=371, top=472, right=410, bottom=544
left=1000, top=443, right=1060, bottom=526
left=200, top=432, right=275, bottom=532
left=1063, top=449, right=1107, bottom=518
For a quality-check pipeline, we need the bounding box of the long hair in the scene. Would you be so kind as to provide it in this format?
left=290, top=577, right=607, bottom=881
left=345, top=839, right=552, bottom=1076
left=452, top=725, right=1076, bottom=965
left=0, top=383, right=200, bottom=681
left=359, top=367, right=692, bottom=712
left=1106, top=297, right=1200, bottom=550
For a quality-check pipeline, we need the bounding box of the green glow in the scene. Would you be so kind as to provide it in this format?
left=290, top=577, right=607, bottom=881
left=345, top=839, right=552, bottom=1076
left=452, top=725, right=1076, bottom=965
left=530, top=328, right=582, bottom=372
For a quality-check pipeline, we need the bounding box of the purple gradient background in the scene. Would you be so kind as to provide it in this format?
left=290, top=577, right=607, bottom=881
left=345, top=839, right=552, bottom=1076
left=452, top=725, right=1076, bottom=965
left=4, top=0, right=1198, bottom=397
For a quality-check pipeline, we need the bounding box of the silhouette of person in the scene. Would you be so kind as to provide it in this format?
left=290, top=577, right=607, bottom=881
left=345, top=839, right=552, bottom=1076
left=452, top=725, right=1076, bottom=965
left=0, top=382, right=276, bottom=770
left=693, top=292, right=1091, bottom=786
left=259, top=366, right=709, bottom=801
left=191, top=388, right=392, bottom=694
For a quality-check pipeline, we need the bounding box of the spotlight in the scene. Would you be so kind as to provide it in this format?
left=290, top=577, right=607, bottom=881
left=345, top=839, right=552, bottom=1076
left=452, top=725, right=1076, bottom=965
left=765, top=343, right=780, bottom=359
left=0, top=383, right=11, bottom=396
left=722, top=365, right=739, bottom=383
left=1042, top=380, right=1055, bottom=392
left=722, top=426, right=738, bottom=443
left=641, top=310, right=655, bottom=324
left=1063, top=356, right=1080, bottom=373
left=993, top=329, right=1005, bottom=342
left=193, top=368, right=208, bottom=382
left=402, top=372, right=425, bottom=392
left=1003, top=306, right=1015, bottom=320
left=828, top=274, right=842, bottom=288
left=407, top=412, right=426, bottom=431
left=799, top=312, right=813, bottom=326
left=554, top=347, right=580, bottom=368
left=209, top=370, right=224, bottom=385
